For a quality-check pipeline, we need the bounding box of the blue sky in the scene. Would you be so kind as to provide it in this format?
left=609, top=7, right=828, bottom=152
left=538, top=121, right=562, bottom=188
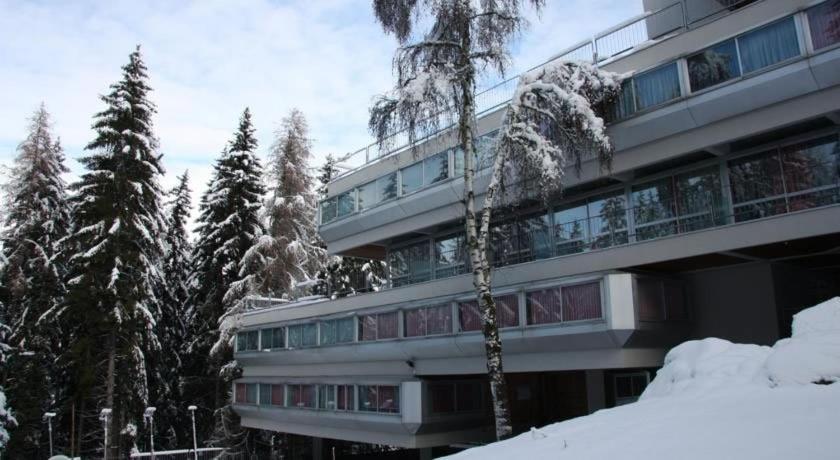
left=0, top=0, right=641, bottom=215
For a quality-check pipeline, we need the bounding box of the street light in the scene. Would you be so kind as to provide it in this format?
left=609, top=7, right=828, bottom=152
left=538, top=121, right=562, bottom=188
left=99, top=408, right=112, bottom=460
left=143, top=406, right=156, bottom=460
left=188, top=405, right=198, bottom=460
left=43, top=411, right=56, bottom=456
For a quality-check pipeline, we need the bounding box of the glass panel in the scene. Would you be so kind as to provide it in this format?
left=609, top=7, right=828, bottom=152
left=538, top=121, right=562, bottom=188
left=489, top=221, right=519, bottom=267
left=808, top=0, right=840, bottom=50
left=320, top=321, right=337, bottom=345
left=401, top=162, right=423, bottom=195
left=236, top=333, right=246, bottom=352
left=456, top=382, right=481, bottom=412
left=246, top=331, right=259, bottom=350
left=337, top=385, right=354, bottom=411
left=521, top=214, right=552, bottom=261
left=454, top=147, right=465, bottom=176
left=526, top=287, right=563, bottom=325
left=554, top=202, right=589, bottom=256
left=562, top=282, right=602, bottom=321
left=728, top=150, right=787, bottom=222
left=426, top=304, right=452, bottom=335
left=687, top=39, right=741, bottom=91
left=271, top=384, right=284, bottom=406
left=359, top=315, right=377, bottom=341
left=358, top=181, right=377, bottom=211
left=607, top=79, right=635, bottom=121
left=259, top=384, right=272, bottom=405
left=637, top=278, right=665, bottom=321
left=318, top=385, right=337, bottom=410
left=675, top=167, right=725, bottom=232
left=245, top=384, right=257, bottom=404
left=288, top=385, right=315, bottom=408
left=302, top=324, right=317, bottom=347
left=235, top=383, right=247, bottom=403
left=738, top=17, right=800, bottom=74
left=496, top=294, right=520, bottom=328
left=377, top=172, right=398, bottom=202
left=424, top=151, right=449, bottom=185
left=378, top=386, right=400, bottom=413
left=435, top=233, right=467, bottom=278
left=272, top=327, right=285, bottom=349
left=289, top=324, right=317, bottom=348
left=404, top=308, right=427, bottom=337
left=358, top=385, right=377, bottom=412
left=632, top=178, right=678, bottom=242
left=588, top=193, right=628, bottom=249
left=377, top=312, right=398, bottom=339
left=633, top=62, right=681, bottom=111
left=336, top=191, right=355, bottom=218
left=780, top=136, right=840, bottom=211
left=430, top=384, right=455, bottom=413
left=389, top=246, right=410, bottom=287
left=408, top=242, right=431, bottom=284
left=475, top=131, right=498, bottom=170
left=458, top=300, right=482, bottom=332
left=287, top=325, right=302, bottom=348
left=320, top=198, right=337, bottom=224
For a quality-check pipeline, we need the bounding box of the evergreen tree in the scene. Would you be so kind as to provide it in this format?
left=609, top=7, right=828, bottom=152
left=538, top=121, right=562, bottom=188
left=186, top=108, right=264, bottom=450
left=59, top=46, right=167, bottom=457
left=151, top=171, right=193, bottom=449
left=0, top=104, right=70, bottom=457
left=0, top=319, right=17, bottom=453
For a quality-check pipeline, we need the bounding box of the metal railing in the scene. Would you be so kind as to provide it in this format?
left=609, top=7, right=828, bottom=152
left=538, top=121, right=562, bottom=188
left=130, top=447, right=238, bottom=460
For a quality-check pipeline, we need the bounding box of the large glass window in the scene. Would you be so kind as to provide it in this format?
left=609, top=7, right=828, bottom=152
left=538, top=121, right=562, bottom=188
left=728, top=150, right=787, bottom=221
left=320, top=198, right=337, bottom=224
left=554, top=201, right=589, bottom=255
left=359, top=311, right=399, bottom=341
left=401, top=162, right=423, bottom=195
left=389, top=241, right=431, bottom=287
left=587, top=193, right=629, bottom=249
left=520, top=213, right=553, bottom=262
left=377, top=172, right=398, bottom=202
left=434, top=233, right=467, bottom=278
left=236, top=330, right=259, bottom=352
left=780, top=135, right=840, bottom=211
left=808, top=0, right=840, bottom=50
left=633, top=62, right=681, bottom=111
left=259, top=384, right=272, bottom=405
left=738, top=17, right=800, bottom=74
left=688, top=39, right=741, bottom=91
left=404, top=304, right=452, bottom=337
left=234, top=383, right=258, bottom=404
left=526, top=287, right=563, bottom=325
left=287, top=323, right=317, bottom=348
left=260, top=327, right=285, bottom=350
left=337, top=384, right=355, bottom=411
left=632, top=178, right=678, bottom=242
left=320, top=317, right=355, bottom=345
left=424, top=151, right=449, bottom=186
left=336, top=190, right=355, bottom=218
left=271, top=384, right=285, bottom=406
left=675, top=167, right=725, bottom=232
left=607, top=79, right=636, bottom=122
left=357, top=181, right=377, bottom=211
left=475, top=131, right=499, bottom=169
left=317, top=384, right=355, bottom=411
left=459, top=294, right=519, bottom=331
left=526, top=282, right=603, bottom=325
left=287, top=384, right=316, bottom=409
left=318, top=384, right=337, bottom=410
left=359, top=385, right=400, bottom=414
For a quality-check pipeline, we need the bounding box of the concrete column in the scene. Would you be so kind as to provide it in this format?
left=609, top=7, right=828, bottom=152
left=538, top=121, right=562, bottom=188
left=585, top=370, right=606, bottom=413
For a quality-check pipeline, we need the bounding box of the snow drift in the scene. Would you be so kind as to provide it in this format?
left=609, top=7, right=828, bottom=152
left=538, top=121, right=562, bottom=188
left=443, top=298, right=840, bottom=460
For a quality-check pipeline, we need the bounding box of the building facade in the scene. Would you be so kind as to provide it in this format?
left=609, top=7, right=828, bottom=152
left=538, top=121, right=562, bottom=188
left=233, top=0, right=840, bottom=457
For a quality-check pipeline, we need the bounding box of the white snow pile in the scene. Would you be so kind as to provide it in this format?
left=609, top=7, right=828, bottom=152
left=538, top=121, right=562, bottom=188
left=443, top=298, right=840, bottom=460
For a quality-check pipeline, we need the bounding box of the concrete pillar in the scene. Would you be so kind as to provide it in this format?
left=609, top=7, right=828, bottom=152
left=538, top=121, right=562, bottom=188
left=585, top=370, right=606, bottom=413
left=419, top=447, right=434, bottom=460
left=312, top=437, right=323, bottom=460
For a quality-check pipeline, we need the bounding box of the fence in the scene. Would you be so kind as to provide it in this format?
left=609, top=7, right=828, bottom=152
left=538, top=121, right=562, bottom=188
left=130, top=447, right=244, bottom=460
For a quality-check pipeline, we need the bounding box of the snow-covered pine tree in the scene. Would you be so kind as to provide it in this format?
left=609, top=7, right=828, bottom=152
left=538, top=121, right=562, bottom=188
left=0, top=103, right=70, bottom=457
left=59, top=46, right=167, bottom=457
left=185, top=108, right=264, bottom=449
left=369, top=0, right=546, bottom=440
left=150, top=171, right=193, bottom=449
left=0, top=319, right=18, bottom=453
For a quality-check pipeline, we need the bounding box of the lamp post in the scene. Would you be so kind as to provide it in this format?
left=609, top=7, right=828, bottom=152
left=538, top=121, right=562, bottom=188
left=188, top=405, right=198, bottom=460
left=43, top=411, right=56, bottom=457
left=99, top=408, right=112, bottom=460
left=143, top=406, right=156, bottom=460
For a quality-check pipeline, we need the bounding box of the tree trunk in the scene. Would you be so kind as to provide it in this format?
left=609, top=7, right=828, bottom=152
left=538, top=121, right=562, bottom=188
left=458, top=8, right=513, bottom=439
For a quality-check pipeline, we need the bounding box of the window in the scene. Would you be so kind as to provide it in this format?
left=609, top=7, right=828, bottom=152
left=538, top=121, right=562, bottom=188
left=287, top=323, right=317, bottom=348
left=808, top=0, right=840, bottom=50
left=475, top=131, right=499, bottom=169
left=607, top=79, right=635, bottom=122
left=632, top=178, right=678, bottom=241
left=389, top=241, right=431, bottom=287
left=404, top=304, right=452, bottom=337
left=337, top=384, right=355, bottom=411
left=554, top=201, right=589, bottom=255
left=259, top=384, right=272, bottom=405
left=430, top=382, right=482, bottom=414
left=318, top=384, right=337, bottom=410
left=401, top=162, right=423, bottom=195
left=459, top=294, right=519, bottom=331
left=359, top=311, right=399, bottom=341
left=587, top=192, right=629, bottom=250
left=320, top=198, right=337, bottom=224
left=320, top=317, right=355, bottom=345
left=287, top=384, right=316, bottom=408
left=738, top=17, right=800, bottom=74
left=260, top=327, right=284, bottom=350
left=728, top=150, right=787, bottom=221
left=453, top=147, right=465, bottom=176
left=434, top=233, right=467, bottom=278
left=377, top=172, right=398, bottom=202
left=675, top=167, right=725, bottom=232
left=234, top=383, right=257, bottom=404
left=336, top=190, right=355, bottom=218
left=633, top=62, right=681, bottom=111
left=359, top=385, right=400, bottom=414
left=526, top=282, right=603, bottom=325
left=688, top=39, right=741, bottom=91
left=613, top=372, right=650, bottom=406
left=357, top=181, right=377, bottom=211
left=779, top=135, right=840, bottom=211
left=424, top=151, right=449, bottom=185
left=489, top=214, right=550, bottom=267
left=271, top=384, right=285, bottom=406
left=520, top=213, right=553, bottom=261
left=236, top=330, right=259, bottom=352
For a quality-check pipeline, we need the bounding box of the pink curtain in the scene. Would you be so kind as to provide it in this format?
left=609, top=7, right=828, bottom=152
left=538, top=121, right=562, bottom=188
left=235, top=383, right=246, bottom=403
left=527, top=288, right=563, bottom=324
left=562, top=282, right=602, bottom=321
left=426, top=304, right=452, bottom=335
left=377, top=312, right=398, bottom=339
left=378, top=386, right=399, bottom=413
left=271, top=385, right=284, bottom=406
left=359, top=315, right=377, bottom=341
left=404, top=308, right=427, bottom=337
left=458, top=301, right=481, bottom=331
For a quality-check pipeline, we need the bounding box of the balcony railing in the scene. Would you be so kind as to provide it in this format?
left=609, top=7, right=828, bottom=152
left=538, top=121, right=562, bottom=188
left=331, top=0, right=761, bottom=183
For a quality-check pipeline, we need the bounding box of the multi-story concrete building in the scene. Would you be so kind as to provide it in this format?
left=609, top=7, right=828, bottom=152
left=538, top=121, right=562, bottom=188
left=233, top=0, right=840, bottom=457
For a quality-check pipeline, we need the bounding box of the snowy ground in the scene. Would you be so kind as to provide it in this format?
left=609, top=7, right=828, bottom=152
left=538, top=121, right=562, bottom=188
left=442, top=298, right=840, bottom=460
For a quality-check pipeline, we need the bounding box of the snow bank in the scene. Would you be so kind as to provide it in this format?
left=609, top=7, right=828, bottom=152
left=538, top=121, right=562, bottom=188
left=442, top=298, right=840, bottom=460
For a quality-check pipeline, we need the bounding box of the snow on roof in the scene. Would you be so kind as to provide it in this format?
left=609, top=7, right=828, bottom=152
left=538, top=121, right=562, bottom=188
left=443, top=297, right=840, bottom=460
